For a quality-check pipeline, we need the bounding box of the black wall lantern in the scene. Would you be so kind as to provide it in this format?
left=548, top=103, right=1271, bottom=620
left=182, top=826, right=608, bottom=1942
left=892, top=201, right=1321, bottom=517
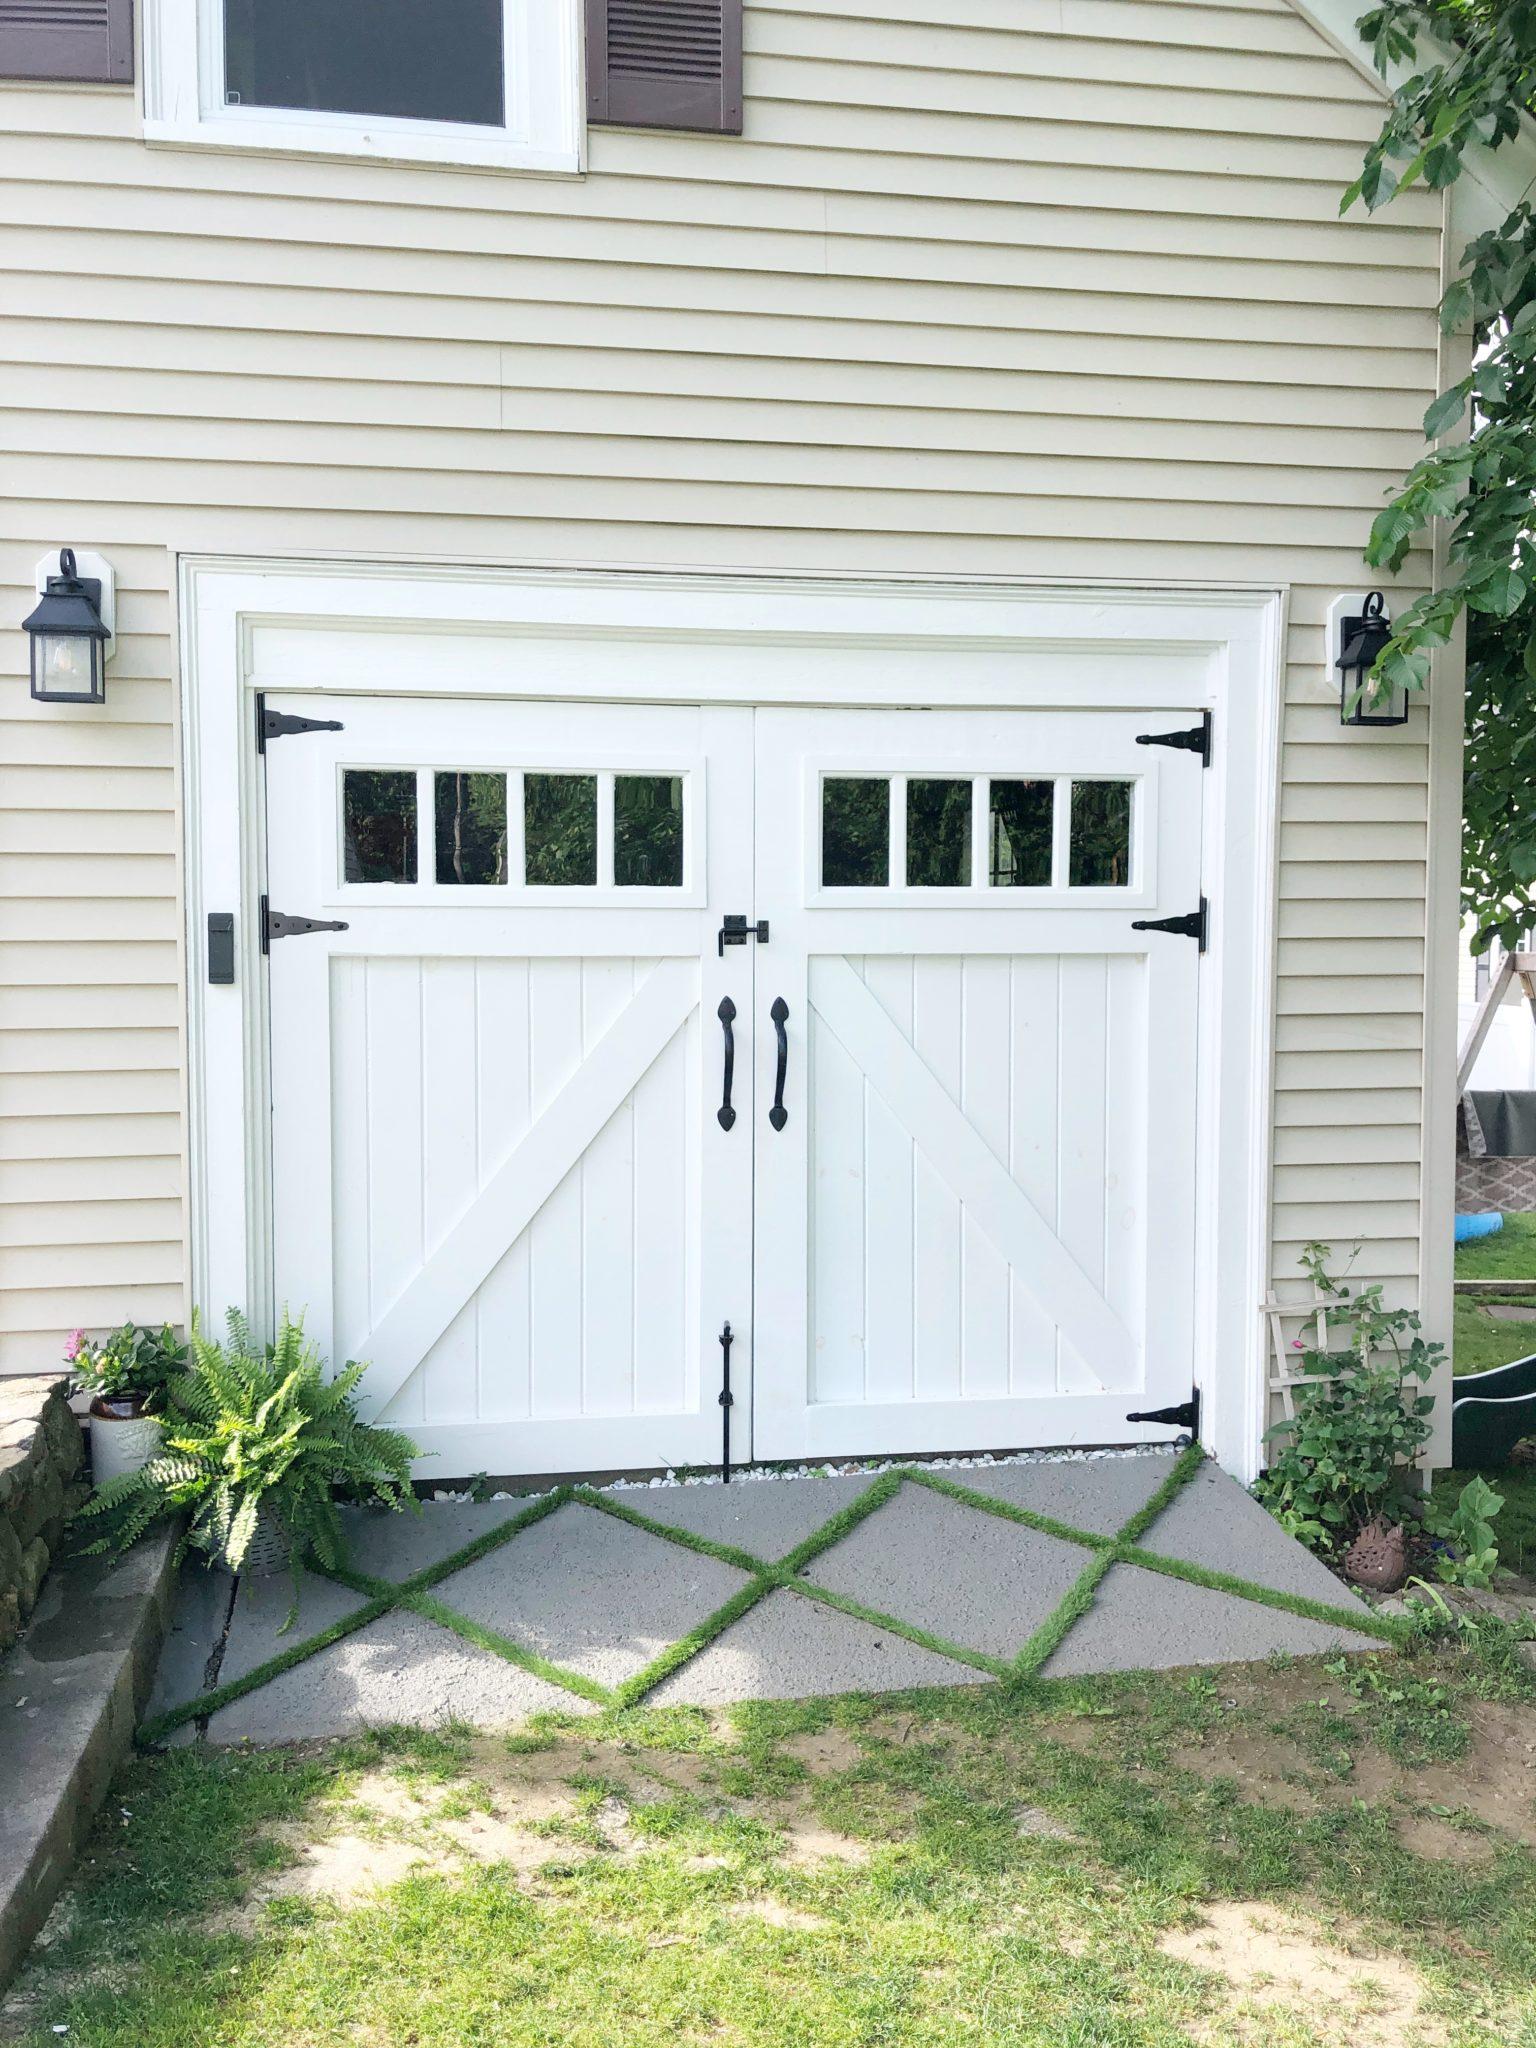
left=23, top=547, right=113, bottom=704
left=1336, top=590, right=1407, bottom=728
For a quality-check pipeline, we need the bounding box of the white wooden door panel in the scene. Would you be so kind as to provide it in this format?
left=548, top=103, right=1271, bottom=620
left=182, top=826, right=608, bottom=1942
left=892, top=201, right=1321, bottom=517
left=752, top=705, right=1202, bottom=1461
left=265, top=695, right=752, bottom=1476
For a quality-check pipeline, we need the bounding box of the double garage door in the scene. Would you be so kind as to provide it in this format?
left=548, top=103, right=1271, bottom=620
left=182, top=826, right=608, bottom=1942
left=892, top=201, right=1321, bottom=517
left=264, top=693, right=1204, bottom=1475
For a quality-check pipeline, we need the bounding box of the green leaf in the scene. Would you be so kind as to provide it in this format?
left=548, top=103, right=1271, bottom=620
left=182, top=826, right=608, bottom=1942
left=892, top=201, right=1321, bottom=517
left=1422, top=382, right=1470, bottom=440
left=1467, top=565, right=1528, bottom=617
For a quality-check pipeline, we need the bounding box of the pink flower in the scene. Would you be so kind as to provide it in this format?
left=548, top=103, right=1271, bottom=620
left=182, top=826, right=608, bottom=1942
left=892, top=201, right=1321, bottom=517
left=63, top=1329, right=85, bottom=1362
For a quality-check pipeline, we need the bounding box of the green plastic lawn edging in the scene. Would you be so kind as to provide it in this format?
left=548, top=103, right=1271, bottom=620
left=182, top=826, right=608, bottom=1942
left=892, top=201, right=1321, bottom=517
left=139, top=1446, right=1393, bottom=1741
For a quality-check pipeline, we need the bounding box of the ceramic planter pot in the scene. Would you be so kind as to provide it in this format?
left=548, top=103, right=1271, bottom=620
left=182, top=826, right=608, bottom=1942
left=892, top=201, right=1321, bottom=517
left=87, top=1393, right=163, bottom=1486
left=222, top=1504, right=290, bottom=1578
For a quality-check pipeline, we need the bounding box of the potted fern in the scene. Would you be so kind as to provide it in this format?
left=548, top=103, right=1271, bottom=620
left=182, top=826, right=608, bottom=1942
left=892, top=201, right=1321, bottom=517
left=66, top=1322, right=187, bottom=1485
left=77, top=1309, right=421, bottom=1621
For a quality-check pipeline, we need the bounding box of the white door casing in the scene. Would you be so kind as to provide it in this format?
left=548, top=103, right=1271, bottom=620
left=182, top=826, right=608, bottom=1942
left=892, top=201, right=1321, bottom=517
left=263, top=694, right=755, bottom=1474
left=180, top=562, right=1282, bottom=1479
left=751, top=708, right=1202, bottom=1459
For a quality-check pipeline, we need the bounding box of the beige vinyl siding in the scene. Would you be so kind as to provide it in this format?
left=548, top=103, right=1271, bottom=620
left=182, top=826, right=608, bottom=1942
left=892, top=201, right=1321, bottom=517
left=0, top=0, right=1442, bottom=1370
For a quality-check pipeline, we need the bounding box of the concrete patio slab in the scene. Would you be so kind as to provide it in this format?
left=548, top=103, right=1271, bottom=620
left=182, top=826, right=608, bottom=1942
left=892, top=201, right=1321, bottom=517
left=433, top=1500, right=753, bottom=1688
left=218, top=1568, right=372, bottom=1687
left=648, top=1588, right=993, bottom=1706
left=1039, top=1562, right=1380, bottom=1679
left=612, top=1471, right=881, bottom=1561
left=336, top=1498, right=535, bottom=1585
left=808, top=1482, right=1087, bottom=1660
left=945, top=1453, right=1176, bottom=1538
left=204, top=1605, right=592, bottom=1745
left=141, top=1564, right=232, bottom=1746
left=1137, top=1462, right=1373, bottom=1617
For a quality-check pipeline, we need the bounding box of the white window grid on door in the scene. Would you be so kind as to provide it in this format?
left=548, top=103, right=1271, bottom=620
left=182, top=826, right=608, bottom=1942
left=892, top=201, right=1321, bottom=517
left=318, top=757, right=706, bottom=909
left=803, top=761, right=1159, bottom=910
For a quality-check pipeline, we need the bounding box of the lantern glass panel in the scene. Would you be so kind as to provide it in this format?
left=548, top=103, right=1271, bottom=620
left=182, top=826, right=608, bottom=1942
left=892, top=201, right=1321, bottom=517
left=32, top=632, right=104, bottom=703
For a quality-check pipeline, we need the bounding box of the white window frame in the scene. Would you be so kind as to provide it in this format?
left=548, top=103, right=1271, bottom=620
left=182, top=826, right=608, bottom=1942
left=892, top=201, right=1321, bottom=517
left=179, top=556, right=1285, bottom=1481
left=142, top=0, right=584, bottom=174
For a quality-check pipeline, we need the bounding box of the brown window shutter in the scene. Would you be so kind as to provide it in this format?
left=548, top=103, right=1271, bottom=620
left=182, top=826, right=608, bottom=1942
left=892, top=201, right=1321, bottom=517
left=586, top=0, right=741, bottom=135
left=0, top=0, right=133, bottom=81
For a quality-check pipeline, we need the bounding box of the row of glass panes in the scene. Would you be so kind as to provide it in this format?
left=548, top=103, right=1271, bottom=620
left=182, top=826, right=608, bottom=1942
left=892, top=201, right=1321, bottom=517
left=342, top=768, right=686, bottom=888
left=821, top=775, right=1134, bottom=890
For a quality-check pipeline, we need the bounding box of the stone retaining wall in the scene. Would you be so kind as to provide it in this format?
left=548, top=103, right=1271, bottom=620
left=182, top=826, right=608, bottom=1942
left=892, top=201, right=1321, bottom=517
left=0, top=1376, right=86, bottom=1653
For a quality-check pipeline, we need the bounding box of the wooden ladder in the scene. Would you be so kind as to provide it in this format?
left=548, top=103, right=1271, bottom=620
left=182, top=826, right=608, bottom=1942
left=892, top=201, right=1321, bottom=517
left=1457, top=949, right=1536, bottom=1093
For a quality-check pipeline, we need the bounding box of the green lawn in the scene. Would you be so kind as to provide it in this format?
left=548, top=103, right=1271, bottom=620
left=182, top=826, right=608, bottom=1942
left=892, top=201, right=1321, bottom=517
left=1455, top=1214, right=1536, bottom=1377
left=1455, top=1212, right=1536, bottom=1285
left=5, top=1623, right=1536, bottom=2048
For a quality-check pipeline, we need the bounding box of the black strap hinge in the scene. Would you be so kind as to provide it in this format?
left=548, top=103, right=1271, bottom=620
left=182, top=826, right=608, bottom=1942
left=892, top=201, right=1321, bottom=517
left=1126, top=1390, right=1200, bottom=1441
left=261, top=896, right=350, bottom=952
left=1131, top=898, right=1207, bottom=952
left=1135, top=711, right=1211, bottom=766
left=257, top=693, right=344, bottom=752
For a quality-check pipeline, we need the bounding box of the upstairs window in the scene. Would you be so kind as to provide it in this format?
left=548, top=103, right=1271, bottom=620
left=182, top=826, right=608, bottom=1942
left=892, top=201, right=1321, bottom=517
left=143, top=0, right=582, bottom=171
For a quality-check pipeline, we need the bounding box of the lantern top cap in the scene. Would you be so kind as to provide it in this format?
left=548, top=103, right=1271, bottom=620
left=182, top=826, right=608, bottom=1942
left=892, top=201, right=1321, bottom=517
left=22, top=547, right=110, bottom=642
left=1335, top=589, right=1391, bottom=672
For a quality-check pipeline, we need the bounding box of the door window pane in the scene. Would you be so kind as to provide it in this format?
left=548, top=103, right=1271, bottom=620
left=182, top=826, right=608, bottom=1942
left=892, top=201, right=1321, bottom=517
left=434, top=772, right=507, bottom=886
left=989, top=780, right=1053, bottom=888
left=1070, top=781, right=1133, bottom=887
left=614, top=775, right=684, bottom=887
left=906, top=778, right=972, bottom=886
left=822, top=778, right=889, bottom=887
left=343, top=770, right=417, bottom=884
left=525, top=774, right=597, bottom=886
left=223, top=0, right=505, bottom=126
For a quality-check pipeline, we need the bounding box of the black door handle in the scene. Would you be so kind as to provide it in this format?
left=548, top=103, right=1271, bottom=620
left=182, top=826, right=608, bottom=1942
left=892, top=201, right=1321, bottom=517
left=769, top=997, right=789, bottom=1130
left=717, top=997, right=737, bottom=1131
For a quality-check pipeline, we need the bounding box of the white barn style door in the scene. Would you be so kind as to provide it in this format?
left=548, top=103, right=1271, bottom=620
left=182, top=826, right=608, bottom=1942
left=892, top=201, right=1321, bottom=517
left=751, top=707, right=1203, bottom=1460
left=263, top=695, right=754, bottom=1475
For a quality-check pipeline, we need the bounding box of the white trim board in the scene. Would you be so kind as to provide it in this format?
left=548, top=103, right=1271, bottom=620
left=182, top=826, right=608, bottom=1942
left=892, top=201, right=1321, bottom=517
left=179, top=556, right=1283, bottom=1480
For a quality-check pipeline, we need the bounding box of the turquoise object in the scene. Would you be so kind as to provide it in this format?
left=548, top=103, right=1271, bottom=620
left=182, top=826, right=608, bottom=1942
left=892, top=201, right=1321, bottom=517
left=1452, top=1353, right=1536, bottom=1466
left=1455, top=1211, right=1504, bottom=1245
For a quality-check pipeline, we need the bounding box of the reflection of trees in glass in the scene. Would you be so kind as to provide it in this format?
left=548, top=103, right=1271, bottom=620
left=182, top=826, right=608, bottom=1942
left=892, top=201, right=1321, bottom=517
left=906, top=778, right=971, bottom=886
left=989, top=780, right=1053, bottom=887
left=1069, top=781, right=1132, bottom=887
left=434, top=772, right=507, bottom=885
left=615, top=776, right=683, bottom=886
left=343, top=770, right=417, bottom=883
left=822, top=778, right=889, bottom=886
left=525, top=774, right=597, bottom=885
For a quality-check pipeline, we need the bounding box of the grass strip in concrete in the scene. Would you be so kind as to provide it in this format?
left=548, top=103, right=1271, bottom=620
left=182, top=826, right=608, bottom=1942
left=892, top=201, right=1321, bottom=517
left=610, top=1576, right=778, bottom=1708
left=1116, top=1543, right=1404, bottom=1643
left=398, top=1589, right=614, bottom=1706
left=1112, top=1442, right=1203, bottom=1544
left=575, top=1486, right=767, bottom=1578
left=136, top=1586, right=400, bottom=1747
left=769, top=1567, right=1013, bottom=1680
left=1012, top=1547, right=1118, bottom=1677
left=777, top=1468, right=905, bottom=1576
left=899, top=1466, right=1114, bottom=1552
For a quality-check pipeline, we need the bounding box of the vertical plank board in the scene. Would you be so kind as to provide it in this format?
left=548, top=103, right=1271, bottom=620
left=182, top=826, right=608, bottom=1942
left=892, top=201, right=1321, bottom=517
left=475, top=957, right=533, bottom=1422
left=633, top=1015, right=689, bottom=1415
left=1008, top=954, right=1061, bottom=1396
left=528, top=958, right=585, bottom=1417
left=910, top=954, right=963, bottom=1402
left=418, top=957, right=480, bottom=1421
left=366, top=957, right=425, bottom=1422
left=959, top=954, right=1011, bottom=1399
left=1056, top=954, right=1109, bottom=1394
left=581, top=958, right=637, bottom=1416
left=808, top=968, right=866, bottom=1405
left=328, top=955, right=372, bottom=1368
left=1103, top=955, right=1149, bottom=1351
left=860, top=956, right=914, bottom=1404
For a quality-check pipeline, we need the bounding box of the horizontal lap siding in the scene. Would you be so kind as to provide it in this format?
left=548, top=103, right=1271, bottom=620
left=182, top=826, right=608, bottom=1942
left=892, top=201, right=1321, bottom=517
left=0, top=0, right=1441, bottom=1367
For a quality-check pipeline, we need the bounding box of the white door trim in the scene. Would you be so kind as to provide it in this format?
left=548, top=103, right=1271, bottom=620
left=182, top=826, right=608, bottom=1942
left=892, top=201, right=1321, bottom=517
left=178, top=555, right=1284, bottom=1479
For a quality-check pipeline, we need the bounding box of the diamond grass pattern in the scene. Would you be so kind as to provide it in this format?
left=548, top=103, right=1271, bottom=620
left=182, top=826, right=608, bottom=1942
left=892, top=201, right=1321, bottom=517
left=138, top=1447, right=1399, bottom=1747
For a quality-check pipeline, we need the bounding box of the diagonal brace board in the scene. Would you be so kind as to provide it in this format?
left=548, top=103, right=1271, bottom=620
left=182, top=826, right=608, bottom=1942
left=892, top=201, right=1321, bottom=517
left=355, top=958, right=699, bottom=1414
left=810, top=957, right=1138, bottom=1388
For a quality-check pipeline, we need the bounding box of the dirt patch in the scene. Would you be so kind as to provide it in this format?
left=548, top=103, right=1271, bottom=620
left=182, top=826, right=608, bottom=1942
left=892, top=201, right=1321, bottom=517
left=1393, top=1701, right=1536, bottom=1849
left=1393, top=1814, right=1497, bottom=1865
left=779, top=1819, right=872, bottom=1869
left=1161, top=1901, right=1444, bottom=2048
left=779, top=1728, right=864, bottom=1774
left=1170, top=1728, right=1323, bottom=1812
left=1014, top=1805, right=1078, bottom=1841
left=728, top=1898, right=824, bottom=1930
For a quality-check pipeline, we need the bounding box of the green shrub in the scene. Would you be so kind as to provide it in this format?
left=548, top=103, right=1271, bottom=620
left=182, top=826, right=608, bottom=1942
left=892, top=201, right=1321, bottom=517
left=1425, top=1474, right=1504, bottom=1590
left=1255, top=1242, right=1438, bottom=1552
left=76, top=1310, right=420, bottom=1619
